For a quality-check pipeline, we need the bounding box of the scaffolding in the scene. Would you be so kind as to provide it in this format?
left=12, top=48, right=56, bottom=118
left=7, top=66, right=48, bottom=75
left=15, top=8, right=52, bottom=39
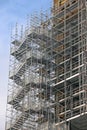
left=52, top=0, right=87, bottom=129
left=5, top=0, right=87, bottom=130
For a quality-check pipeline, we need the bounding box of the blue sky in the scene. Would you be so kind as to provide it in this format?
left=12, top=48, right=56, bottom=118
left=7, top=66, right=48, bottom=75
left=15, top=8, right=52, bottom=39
left=0, top=0, right=52, bottom=129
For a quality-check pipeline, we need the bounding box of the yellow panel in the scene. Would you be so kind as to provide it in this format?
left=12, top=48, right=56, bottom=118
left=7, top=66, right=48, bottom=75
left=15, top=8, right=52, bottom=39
left=60, top=0, right=67, bottom=5
left=54, top=0, right=68, bottom=6
left=54, top=0, right=58, bottom=4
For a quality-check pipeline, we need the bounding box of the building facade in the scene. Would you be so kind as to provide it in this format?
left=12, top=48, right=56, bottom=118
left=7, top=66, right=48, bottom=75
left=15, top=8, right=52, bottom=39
left=6, top=0, right=87, bottom=130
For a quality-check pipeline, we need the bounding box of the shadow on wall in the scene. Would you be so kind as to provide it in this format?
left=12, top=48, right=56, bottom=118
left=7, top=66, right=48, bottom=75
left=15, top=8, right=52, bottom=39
left=70, top=114, right=87, bottom=130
